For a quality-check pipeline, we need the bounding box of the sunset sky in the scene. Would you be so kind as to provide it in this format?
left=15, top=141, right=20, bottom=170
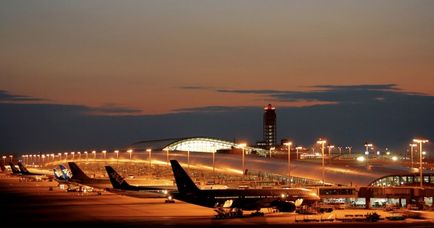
left=1, top=1, right=433, bottom=153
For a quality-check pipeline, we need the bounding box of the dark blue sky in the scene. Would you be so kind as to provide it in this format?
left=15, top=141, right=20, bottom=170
left=1, top=84, right=432, bottom=154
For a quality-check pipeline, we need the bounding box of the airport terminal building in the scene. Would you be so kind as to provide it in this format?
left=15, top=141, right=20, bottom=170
left=130, top=137, right=268, bottom=156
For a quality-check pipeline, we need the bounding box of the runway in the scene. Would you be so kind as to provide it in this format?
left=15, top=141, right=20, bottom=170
left=1, top=174, right=434, bottom=227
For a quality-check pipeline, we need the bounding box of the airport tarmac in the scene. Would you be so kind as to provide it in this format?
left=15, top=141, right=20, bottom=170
left=1, top=174, right=434, bottom=227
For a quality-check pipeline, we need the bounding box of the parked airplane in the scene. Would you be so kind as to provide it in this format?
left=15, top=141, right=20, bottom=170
left=17, top=162, right=46, bottom=176
left=8, top=162, right=21, bottom=174
left=169, top=160, right=320, bottom=218
left=104, top=166, right=175, bottom=198
left=67, top=162, right=111, bottom=189
left=53, top=164, right=71, bottom=182
left=7, top=162, right=49, bottom=181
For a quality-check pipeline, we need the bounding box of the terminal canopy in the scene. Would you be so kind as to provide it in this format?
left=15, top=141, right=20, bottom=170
left=131, top=137, right=266, bottom=155
left=163, top=137, right=235, bottom=153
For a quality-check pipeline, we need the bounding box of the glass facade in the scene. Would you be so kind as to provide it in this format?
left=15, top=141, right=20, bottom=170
left=132, top=137, right=268, bottom=155
left=164, top=138, right=236, bottom=153
left=369, top=174, right=434, bottom=187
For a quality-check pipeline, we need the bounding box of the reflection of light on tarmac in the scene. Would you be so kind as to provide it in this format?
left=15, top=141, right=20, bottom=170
left=324, top=166, right=379, bottom=178
left=221, top=167, right=243, bottom=175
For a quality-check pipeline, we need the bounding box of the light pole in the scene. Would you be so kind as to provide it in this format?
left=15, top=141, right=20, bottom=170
left=164, top=148, right=169, bottom=165
left=92, top=150, right=96, bottom=160
left=84, top=151, right=88, bottom=161
left=269, top=147, right=275, bottom=158
left=114, top=150, right=119, bottom=167
left=127, top=149, right=133, bottom=160
left=346, top=146, right=352, bottom=155
left=187, top=150, right=190, bottom=171
left=364, top=143, right=373, bottom=155
left=284, top=141, right=292, bottom=185
left=413, top=138, right=429, bottom=188
left=327, top=145, right=334, bottom=161
left=146, top=149, right=152, bottom=168
left=409, top=144, right=417, bottom=169
left=364, top=143, right=373, bottom=168
left=58, top=153, right=62, bottom=161
left=71, top=152, right=75, bottom=160
left=114, top=150, right=119, bottom=162
left=77, top=152, right=81, bottom=160
left=296, top=146, right=302, bottom=160
left=2, top=156, right=6, bottom=164
left=102, top=150, right=107, bottom=160
left=317, top=139, right=327, bottom=185
left=237, top=143, right=247, bottom=177
left=212, top=150, right=216, bottom=175
left=64, top=152, right=68, bottom=161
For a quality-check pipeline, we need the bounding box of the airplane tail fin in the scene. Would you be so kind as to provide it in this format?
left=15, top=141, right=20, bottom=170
left=170, top=160, right=199, bottom=194
left=17, top=162, right=30, bottom=174
left=59, top=164, right=70, bottom=180
left=105, top=166, right=131, bottom=189
left=53, top=168, right=62, bottom=180
left=68, top=162, right=91, bottom=180
left=9, top=162, right=20, bottom=174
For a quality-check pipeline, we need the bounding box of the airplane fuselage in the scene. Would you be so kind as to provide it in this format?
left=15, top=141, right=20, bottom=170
left=173, top=188, right=319, bottom=210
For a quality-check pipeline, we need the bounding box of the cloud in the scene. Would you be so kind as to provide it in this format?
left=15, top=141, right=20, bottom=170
left=216, top=89, right=279, bottom=94
left=178, top=86, right=215, bottom=90
left=86, top=104, right=142, bottom=115
left=312, top=84, right=400, bottom=91
left=217, top=84, right=434, bottom=105
left=0, top=90, right=43, bottom=102
left=173, top=106, right=253, bottom=113
left=0, top=89, right=141, bottom=115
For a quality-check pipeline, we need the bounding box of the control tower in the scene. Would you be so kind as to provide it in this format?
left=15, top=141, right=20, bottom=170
left=263, top=104, right=277, bottom=149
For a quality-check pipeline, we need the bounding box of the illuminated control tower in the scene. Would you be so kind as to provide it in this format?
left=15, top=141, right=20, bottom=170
left=263, top=104, right=277, bottom=149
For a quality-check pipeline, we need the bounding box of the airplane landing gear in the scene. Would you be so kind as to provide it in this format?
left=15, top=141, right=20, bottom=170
left=251, top=210, right=264, bottom=217
left=214, top=207, right=243, bottom=219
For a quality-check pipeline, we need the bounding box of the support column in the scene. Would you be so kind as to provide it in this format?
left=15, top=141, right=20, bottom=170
left=365, top=198, right=371, bottom=209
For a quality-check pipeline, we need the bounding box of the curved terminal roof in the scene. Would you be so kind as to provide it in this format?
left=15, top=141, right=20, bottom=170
left=130, top=137, right=425, bottom=186
left=130, top=137, right=268, bottom=155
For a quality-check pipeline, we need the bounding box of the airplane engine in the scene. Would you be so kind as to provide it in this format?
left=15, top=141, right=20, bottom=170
left=272, top=201, right=296, bottom=212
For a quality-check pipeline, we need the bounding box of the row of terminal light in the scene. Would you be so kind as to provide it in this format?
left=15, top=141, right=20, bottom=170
left=356, top=138, right=429, bottom=188
left=18, top=149, right=137, bottom=163
left=5, top=138, right=430, bottom=188
left=269, top=137, right=430, bottom=187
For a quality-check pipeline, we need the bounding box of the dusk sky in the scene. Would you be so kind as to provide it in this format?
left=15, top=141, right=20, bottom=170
left=1, top=1, right=433, bottom=153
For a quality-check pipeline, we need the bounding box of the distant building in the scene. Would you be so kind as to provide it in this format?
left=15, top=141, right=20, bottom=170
left=263, top=104, right=277, bottom=149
